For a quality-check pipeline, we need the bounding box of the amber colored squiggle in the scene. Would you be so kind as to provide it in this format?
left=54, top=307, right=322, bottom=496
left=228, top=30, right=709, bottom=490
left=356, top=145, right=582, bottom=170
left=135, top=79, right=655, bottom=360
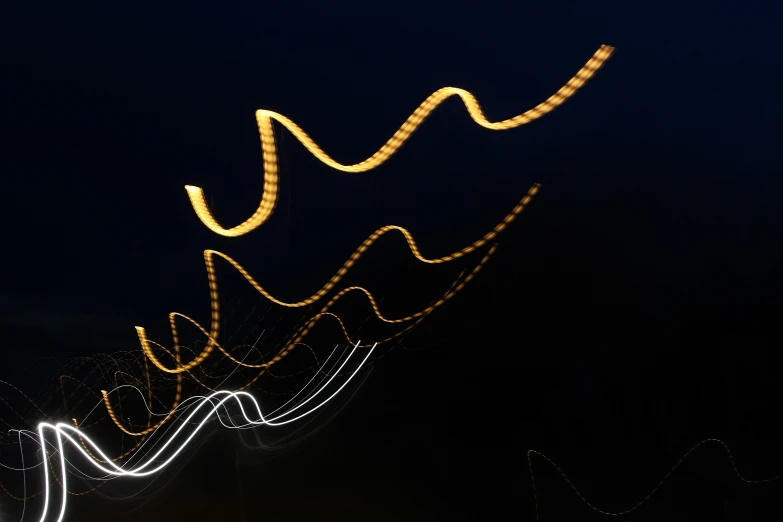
left=185, top=46, right=614, bottom=237
left=137, top=184, right=539, bottom=375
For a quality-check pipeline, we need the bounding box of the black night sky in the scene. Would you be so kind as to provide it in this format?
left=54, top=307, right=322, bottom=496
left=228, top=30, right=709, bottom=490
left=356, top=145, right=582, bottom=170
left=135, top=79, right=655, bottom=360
left=1, top=2, right=782, bottom=521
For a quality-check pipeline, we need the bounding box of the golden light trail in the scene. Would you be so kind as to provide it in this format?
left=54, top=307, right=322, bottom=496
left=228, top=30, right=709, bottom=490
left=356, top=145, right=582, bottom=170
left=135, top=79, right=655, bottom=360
left=135, top=184, right=539, bottom=375
left=104, top=187, right=519, bottom=437
left=97, top=245, right=488, bottom=438
left=185, top=45, right=614, bottom=237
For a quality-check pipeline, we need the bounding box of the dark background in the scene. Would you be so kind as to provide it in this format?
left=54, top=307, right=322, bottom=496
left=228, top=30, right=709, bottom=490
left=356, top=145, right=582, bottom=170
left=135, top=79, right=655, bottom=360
left=1, top=1, right=782, bottom=520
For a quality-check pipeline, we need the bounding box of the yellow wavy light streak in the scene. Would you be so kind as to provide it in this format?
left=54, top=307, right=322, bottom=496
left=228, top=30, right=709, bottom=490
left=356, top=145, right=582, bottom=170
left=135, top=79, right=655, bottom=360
left=137, top=184, right=539, bottom=375
left=100, top=251, right=492, bottom=436
left=97, top=204, right=503, bottom=436
left=185, top=45, right=614, bottom=237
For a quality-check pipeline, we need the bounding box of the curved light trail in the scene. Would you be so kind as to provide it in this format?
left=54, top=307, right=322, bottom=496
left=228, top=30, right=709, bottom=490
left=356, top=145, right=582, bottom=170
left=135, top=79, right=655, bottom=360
left=185, top=45, right=614, bottom=237
left=14, top=341, right=376, bottom=522
left=136, top=184, right=539, bottom=376
left=527, top=438, right=781, bottom=519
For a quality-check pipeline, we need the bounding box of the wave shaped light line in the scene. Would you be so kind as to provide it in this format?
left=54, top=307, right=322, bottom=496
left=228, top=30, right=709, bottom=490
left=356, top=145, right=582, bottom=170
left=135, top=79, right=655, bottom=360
left=27, top=341, right=375, bottom=522
left=527, top=438, right=780, bottom=519
left=185, top=45, right=613, bottom=237
left=137, top=184, right=538, bottom=375
left=98, top=249, right=491, bottom=438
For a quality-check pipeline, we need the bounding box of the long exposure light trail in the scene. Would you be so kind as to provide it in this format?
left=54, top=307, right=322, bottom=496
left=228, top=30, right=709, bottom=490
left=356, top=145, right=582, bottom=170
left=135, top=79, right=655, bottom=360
left=98, top=235, right=501, bottom=439
left=15, top=341, right=376, bottom=522
left=527, top=439, right=781, bottom=519
left=136, top=185, right=537, bottom=377
left=185, top=45, right=614, bottom=237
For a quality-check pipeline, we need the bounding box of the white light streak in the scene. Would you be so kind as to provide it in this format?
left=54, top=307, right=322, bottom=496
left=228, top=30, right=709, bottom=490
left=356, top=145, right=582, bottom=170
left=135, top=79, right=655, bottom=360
left=4, top=341, right=375, bottom=522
